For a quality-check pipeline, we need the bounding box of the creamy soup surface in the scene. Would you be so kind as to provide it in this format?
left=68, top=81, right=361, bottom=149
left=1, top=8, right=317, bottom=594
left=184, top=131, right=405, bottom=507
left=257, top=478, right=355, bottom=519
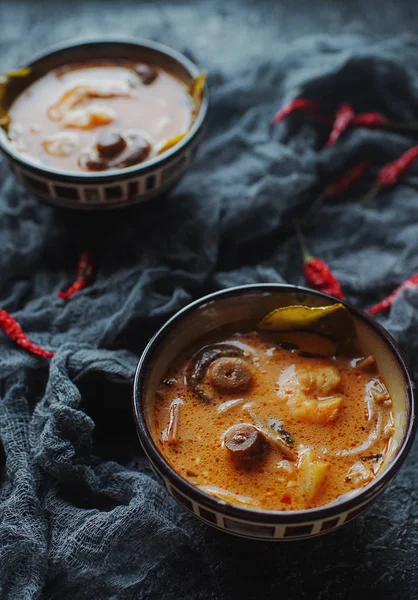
left=153, top=330, right=395, bottom=511
left=7, top=60, right=194, bottom=172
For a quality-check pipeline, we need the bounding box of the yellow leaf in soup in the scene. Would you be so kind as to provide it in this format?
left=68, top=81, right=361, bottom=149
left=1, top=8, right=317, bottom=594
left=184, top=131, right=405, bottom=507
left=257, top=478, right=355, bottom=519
left=299, top=450, right=329, bottom=501
left=157, top=132, right=187, bottom=155
left=190, top=71, right=207, bottom=105
left=258, top=303, right=355, bottom=351
left=259, top=304, right=344, bottom=331
left=3, top=67, right=31, bottom=79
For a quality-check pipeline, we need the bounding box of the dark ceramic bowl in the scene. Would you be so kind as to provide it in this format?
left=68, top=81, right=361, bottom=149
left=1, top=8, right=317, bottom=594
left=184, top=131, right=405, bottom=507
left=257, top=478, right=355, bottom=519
left=0, top=38, right=208, bottom=210
left=133, top=284, right=416, bottom=541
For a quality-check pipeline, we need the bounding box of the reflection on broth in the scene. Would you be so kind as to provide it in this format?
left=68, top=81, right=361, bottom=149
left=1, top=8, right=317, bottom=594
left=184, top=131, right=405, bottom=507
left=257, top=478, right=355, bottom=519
left=153, top=327, right=395, bottom=511
left=6, top=60, right=197, bottom=172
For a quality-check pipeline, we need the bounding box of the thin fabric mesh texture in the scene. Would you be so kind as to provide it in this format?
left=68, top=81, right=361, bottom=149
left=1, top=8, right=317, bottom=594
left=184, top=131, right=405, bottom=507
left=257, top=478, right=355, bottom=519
left=1, top=34, right=418, bottom=600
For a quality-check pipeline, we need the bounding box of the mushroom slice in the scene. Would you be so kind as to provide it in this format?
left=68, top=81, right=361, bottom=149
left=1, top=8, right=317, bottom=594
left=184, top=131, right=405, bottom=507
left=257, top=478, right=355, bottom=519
left=185, top=344, right=244, bottom=403
left=223, top=423, right=265, bottom=461
left=352, top=355, right=377, bottom=372
left=208, top=357, right=252, bottom=392
left=96, top=131, right=127, bottom=158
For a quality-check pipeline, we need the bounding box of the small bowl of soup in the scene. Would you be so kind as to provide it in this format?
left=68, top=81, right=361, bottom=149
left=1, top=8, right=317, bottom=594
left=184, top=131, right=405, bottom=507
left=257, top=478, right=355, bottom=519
left=0, top=38, right=208, bottom=209
left=133, top=284, right=417, bottom=541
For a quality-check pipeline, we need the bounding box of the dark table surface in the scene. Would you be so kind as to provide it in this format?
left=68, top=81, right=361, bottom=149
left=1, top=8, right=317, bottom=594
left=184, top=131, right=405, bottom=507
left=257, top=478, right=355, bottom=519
left=1, top=1, right=418, bottom=599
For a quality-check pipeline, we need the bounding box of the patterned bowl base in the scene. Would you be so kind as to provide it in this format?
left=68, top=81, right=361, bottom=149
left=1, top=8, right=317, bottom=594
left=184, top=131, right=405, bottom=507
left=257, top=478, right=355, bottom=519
left=7, top=128, right=203, bottom=210
left=163, top=478, right=385, bottom=540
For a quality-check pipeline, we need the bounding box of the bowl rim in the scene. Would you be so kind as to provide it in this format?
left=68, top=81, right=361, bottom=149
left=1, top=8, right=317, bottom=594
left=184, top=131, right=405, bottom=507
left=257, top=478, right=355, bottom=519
left=133, top=283, right=417, bottom=524
left=0, top=36, right=208, bottom=181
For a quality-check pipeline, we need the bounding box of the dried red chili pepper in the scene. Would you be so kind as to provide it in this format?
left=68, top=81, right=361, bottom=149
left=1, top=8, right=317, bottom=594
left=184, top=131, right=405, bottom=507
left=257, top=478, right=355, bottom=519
left=0, top=309, right=54, bottom=358
left=362, top=146, right=418, bottom=203
left=322, top=159, right=372, bottom=198
left=294, top=220, right=345, bottom=299
left=307, top=160, right=372, bottom=219
left=271, top=98, right=322, bottom=125
left=351, top=112, right=387, bottom=128
left=58, top=250, right=95, bottom=300
left=351, top=112, right=418, bottom=133
left=367, top=274, right=418, bottom=315
left=326, top=103, right=355, bottom=147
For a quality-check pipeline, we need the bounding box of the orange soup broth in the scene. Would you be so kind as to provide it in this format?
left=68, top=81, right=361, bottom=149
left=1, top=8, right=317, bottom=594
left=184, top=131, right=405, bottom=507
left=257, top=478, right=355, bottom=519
left=8, top=60, right=193, bottom=171
left=153, top=331, right=394, bottom=511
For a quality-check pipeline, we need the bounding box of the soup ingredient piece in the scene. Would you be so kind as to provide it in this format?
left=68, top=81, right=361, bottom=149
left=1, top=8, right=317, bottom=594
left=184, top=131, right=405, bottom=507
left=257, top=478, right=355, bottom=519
left=274, top=331, right=337, bottom=358
left=362, top=146, right=418, bottom=203
left=61, top=106, right=115, bottom=130
left=42, top=132, right=79, bottom=157
left=162, top=398, right=183, bottom=444
left=359, top=453, right=383, bottom=462
left=352, top=355, right=377, bottom=372
left=190, top=71, right=207, bottom=107
left=186, top=344, right=244, bottom=403
left=344, top=460, right=373, bottom=485
left=294, top=219, right=345, bottom=299
left=291, top=396, right=342, bottom=424
left=326, top=103, right=355, bottom=147
left=79, top=154, right=109, bottom=171
left=223, top=423, right=266, bottom=461
left=0, top=67, right=31, bottom=125
left=208, top=357, right=253, bottom=392
left=299, top=365, right=341, bottom=395
left=271, top=98, right=323, bottom=125
left=0, top=309, right=54, bottom=358
left=157, top=132, right=187, bottom=155
left=48, top=84, right=131, bottom=122
left=366, top=378, right=390, bottom=404
left=134, top=63, right=158, bottom=85
left=96, top=131, right=127, bottom=158
left=259, top=303, right=345, bottom=332
left=261, top=427, right=297, bottom=460
left=367, top=273, right=418, bottom=315
left=111, top=136, right=151, bottom=168
left=58, top=250, right=95, bottom=300
left=278, top=364, right=342, bottom=424
left=298, top=450, right=329, bottom=501
left=267, top=418, right=295, bottom=447
left=277, top=460, right=294, bottom=472
left=243, top=409, right=296, bottom=460
left=199, top=485, right=260, bottom=507
left=216, top=397, right=246, bottom=414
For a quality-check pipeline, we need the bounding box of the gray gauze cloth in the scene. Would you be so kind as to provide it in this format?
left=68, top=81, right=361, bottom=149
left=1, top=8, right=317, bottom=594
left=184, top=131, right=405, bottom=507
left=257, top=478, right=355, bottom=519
left=1, top=34, right=418, bottom=600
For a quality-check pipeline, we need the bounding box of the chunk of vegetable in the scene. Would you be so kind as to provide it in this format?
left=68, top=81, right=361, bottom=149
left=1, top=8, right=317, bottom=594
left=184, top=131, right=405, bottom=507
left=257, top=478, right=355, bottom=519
left=298, top=450, right=329, bottom=501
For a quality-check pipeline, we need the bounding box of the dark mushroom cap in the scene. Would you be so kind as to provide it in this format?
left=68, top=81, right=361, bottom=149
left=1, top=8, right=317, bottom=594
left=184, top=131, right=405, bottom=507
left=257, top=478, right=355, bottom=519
left=134, top=63, right=158, bottom=85
left=209, top=357, right=253, bottom=392
left=223, top=423, right=265, bottom=459
left=96, top=131, right=127, bottom=159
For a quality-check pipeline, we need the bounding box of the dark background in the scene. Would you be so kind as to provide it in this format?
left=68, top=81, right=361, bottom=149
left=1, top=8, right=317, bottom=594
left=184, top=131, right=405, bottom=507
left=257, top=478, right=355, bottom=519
left=1, top=1, right=418, bottom=599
